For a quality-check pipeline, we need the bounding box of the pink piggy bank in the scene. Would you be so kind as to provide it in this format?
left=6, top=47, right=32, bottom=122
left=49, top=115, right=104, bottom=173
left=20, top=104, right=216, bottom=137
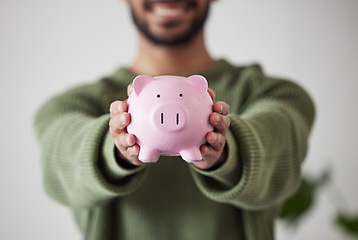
left=127, top=75, right=213, bottom=163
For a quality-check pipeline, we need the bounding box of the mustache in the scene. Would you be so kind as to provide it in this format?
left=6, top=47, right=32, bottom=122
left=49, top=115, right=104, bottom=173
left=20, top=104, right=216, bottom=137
left=144, top=0, right=197, bottom=10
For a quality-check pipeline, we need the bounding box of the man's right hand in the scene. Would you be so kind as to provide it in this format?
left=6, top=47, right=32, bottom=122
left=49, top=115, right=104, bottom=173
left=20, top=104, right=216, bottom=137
left=109, top=97, right=143, bottom=167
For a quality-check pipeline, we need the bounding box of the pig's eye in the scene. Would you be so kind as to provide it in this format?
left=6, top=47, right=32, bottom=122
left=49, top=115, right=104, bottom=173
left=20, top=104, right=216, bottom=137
left=157, top=94, right=161, bottom=98
left=179, top=93, right=183, bottom=97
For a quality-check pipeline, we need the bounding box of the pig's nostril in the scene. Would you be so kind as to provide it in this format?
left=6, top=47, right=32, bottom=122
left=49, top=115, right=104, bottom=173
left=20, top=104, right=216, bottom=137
left=176, top=113, right=179, bottom=125
left=161, top=113, right=164, bottom=124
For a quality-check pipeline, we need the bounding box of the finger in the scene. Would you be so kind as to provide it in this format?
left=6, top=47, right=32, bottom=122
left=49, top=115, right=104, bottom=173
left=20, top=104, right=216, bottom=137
left=110, top=112, right=131, bottom=132
left=118, top=101, right=128, bottom=113
left=110, top=101, right=120, bottom=117
left=127, top=147, right=143, bottom=166
left=129, top=144, right=140, bottom=156
left=126, top=144, right=143, bottom=165
left=110, top=101, right=128, bottom=117
left=213, top=101, right=230, bottom=115
left=116, top=144, right=142, bottom=167
left=197, top=145, right=217, bottom=168
left=210, top=113, right=230, bottom=135
left=207, top=88, right=216, bottom=102
left=206, top=132, right=226, bottom=151
left=202, top=145, right=217, bottom=160
left=117, top=133, right=136, bottom=148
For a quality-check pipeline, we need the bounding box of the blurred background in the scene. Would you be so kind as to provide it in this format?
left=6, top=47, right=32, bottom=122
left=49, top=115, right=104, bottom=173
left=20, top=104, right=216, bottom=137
left=1, top=0, right=357, bottom=239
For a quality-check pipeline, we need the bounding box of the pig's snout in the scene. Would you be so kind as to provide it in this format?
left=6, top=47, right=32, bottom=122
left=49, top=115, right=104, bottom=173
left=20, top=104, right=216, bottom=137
left=153, top=105, right=187, bottom=131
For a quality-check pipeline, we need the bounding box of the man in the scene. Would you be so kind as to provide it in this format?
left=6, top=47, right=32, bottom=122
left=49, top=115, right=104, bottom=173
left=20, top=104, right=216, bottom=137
left=34, top=0, right=315, bottom=239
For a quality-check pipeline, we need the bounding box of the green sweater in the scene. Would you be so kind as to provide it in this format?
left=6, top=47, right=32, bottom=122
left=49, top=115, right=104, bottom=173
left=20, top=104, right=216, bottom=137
left=34, top=60, right=315, bottom=240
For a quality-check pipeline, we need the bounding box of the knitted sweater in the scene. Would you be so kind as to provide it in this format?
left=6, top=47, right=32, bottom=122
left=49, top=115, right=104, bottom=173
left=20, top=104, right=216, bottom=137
left=34, top=59, right=315, bottom=240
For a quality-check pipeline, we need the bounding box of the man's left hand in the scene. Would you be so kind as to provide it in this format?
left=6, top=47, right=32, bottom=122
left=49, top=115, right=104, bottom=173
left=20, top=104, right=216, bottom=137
left=193, top=89, right=230, bottom=170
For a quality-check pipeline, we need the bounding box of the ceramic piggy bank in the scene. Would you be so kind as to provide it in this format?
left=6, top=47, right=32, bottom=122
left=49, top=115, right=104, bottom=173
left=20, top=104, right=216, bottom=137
left=127, top=75, right=213, bottom=163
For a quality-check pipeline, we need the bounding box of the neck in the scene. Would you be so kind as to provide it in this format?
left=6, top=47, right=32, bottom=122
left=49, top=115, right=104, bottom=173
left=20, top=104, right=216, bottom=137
left=129, top=31, right=215, bottom=76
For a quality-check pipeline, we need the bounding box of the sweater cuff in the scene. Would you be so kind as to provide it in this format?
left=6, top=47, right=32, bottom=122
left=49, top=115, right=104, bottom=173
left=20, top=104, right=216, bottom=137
left=101, top=130, right=146, bottom=182
left=190, top=129, right=241, bottom=188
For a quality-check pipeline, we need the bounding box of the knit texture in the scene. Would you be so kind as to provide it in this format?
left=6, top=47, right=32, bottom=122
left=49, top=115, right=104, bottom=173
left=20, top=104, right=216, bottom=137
left=34, top=59, right=315, bottom=240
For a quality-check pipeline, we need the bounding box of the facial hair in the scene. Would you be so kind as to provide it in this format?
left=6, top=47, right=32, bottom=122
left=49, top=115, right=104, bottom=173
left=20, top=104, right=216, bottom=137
left=130, top=1, right=211, bottom=47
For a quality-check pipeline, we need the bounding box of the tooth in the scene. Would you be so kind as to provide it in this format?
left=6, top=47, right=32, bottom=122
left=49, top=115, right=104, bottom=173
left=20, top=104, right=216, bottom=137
left=155, top=7, right=182, bottom=16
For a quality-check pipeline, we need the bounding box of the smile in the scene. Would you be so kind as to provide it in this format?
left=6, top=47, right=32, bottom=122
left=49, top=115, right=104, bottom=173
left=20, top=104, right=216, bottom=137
left=154, top=6, right=184, bottom=18
left=145, top=0, right=197, bottom=19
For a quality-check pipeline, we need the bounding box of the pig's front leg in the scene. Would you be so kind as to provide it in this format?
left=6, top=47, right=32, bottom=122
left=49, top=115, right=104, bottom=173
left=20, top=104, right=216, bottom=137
left=138, top=147, right=160, bottom=163
left=180, top=147, right=203, bottom=163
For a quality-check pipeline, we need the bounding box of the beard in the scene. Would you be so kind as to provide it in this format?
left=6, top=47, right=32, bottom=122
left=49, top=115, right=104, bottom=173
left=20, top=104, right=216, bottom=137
left=130, top=1, right=211, bottom=47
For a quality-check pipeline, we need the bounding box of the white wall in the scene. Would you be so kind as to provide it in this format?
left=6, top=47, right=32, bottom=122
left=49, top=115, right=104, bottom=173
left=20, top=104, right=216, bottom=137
left=1, top=0, right=357, bottom=239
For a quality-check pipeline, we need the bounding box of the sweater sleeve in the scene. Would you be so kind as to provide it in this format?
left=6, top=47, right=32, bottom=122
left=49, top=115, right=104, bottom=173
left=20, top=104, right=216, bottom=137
left=34, top=82, right=148, bottom=209
left=190, top=66, right=315, bottom=210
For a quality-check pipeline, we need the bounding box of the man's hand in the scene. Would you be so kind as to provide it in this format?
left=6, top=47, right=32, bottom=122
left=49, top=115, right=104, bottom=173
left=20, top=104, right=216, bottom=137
left=109, top=85, right=143, bottom=167
left=193, top=88, right=231, bottom=170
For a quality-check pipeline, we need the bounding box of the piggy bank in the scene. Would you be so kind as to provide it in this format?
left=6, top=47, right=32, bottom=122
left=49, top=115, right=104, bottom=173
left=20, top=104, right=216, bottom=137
left=127, top=75, right=213, bottom=163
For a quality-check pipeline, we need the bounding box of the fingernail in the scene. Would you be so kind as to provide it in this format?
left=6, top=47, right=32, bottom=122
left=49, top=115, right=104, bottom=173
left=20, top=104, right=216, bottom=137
left=120, top=114, right=126, bottom=124
left=117, top=103, right=123, bottom=112
left=212, top=136, right=217, bottom=144
left=127, top=135, right=132, bottom=146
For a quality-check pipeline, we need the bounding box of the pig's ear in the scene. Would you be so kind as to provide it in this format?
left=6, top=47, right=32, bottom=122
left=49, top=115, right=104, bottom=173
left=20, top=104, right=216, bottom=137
left=186, top=75, right=208, bottom=96
left=132, top=75, right=154, bottom=95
